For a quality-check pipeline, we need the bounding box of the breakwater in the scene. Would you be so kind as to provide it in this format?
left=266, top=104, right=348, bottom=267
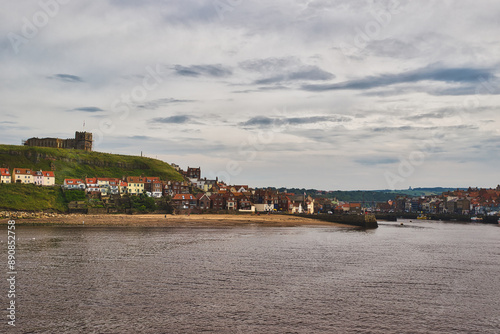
left=298, top=213, right=378, bottom=229
left=375, top=213, right=499, bottom=224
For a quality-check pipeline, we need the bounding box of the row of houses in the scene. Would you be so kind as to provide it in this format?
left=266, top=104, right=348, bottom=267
left=0, top=168, right=55, bottom=186
left=170, top=189, right=315, bottom=213
left=388, top=187, right=500, bottom=215
left=64, top=177, right=168, bottom=197
left=62, top=175, right=317, bottom=213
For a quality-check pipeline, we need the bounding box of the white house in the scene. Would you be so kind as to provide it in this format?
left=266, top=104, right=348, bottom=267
left=85, top=178, right=100, bottom=193
left=12, top=168, right=34, bottom=184
left=63, top=179, right=86, bottom=190
left=0, top=168, right=11, bottom=184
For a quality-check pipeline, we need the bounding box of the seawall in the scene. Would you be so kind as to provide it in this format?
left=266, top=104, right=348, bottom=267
left=297, top=213, right=378, bottom=229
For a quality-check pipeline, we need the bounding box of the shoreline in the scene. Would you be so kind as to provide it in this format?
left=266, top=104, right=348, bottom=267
left=0, top=213, right=354, bottom=228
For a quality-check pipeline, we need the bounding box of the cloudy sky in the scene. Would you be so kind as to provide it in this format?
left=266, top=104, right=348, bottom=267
left=1, top=0, right=499, bottom=190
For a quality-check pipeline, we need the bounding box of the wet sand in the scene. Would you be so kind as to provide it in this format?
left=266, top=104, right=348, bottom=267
left=0, top=214, right=352, bottom=227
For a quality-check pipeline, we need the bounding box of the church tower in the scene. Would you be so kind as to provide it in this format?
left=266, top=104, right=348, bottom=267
left=75, top=131, right=93, bottom=151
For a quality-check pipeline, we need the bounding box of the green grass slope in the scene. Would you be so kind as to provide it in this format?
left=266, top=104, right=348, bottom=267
left=0, top=144, right=184, bottom=184
left=0, top=183, right=67, bottom=212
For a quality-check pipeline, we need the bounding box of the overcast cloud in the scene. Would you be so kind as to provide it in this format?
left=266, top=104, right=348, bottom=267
left=1, top=0, right=499, bottom=190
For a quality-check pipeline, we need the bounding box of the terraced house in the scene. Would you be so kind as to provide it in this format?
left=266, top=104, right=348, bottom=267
left=126, top=176, right=145, bottom=195
left=32, top=170, right=55, bottom=186
left=144, top=177, right=162, bottom=198
left=0, top=168, right=11, bottom=183
left=85, top=178, right=99, bottom=193
left=63, top=179, right=86, bottom=190
left=97, top=178, right=121, bottom=196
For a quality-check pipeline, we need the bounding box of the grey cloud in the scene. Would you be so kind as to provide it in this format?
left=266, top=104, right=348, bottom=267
left=355, top=157, right=400, bottom=166
left=241, top=57, right=334, bottom=85
left=363, top=39, right=421, bottom=59
left=255, top=66, right=334, bottom=84
left=241, top=116, right=275, bottom=127
left=152, top=115, right=192, bottom=124
left=302, top=65, right=496, bottom=92
left=173, top=64, right=232, bottom=78
left=69, top=107, right=103, bottom=112
left=240, top=57, right=300, bottom=73
left=232, top=86, right=290, bottom=94
left=138, top=98, right=196, bottom=110
left=404, top=109, right=456, bottom=121
left=371, top=124, right=478, bottom=133
left=240, top=115, right=351, bottom=127
left=428, top=80, right=500, bottom=96
left=129, top=135, right=153, bottom=140
left=49, top=74, right=84, bottom=83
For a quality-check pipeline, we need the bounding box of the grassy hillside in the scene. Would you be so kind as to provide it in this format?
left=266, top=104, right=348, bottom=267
left=276, top=188, right=404, bottom=202
left=0, top=144, right=184, bottom=184
left=0, top=183, right=67, bottom=212
left=376, top=187, right=466, bottom=197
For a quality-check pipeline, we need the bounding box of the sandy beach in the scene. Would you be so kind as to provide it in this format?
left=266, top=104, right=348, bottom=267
left=0, top=213, right=352, bottom=227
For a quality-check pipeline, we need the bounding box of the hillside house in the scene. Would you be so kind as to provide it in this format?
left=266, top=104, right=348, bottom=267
left=85, top=178, right=99, bottom=193
left=164, top=180, right=189, bottom=196
left=119, top=181, right=128, bottom=195
left=186, top=167, right=201, bottom=180
left=126, top=176, right=145, bottom=195
left=97, top=178, right=121, bottom=196
left=0, top=168, right=11, bottom=184
left=12, top=168, right=33, bottom=184
left=32, top=170, right=55, bottom=186
left=63, top=179, right=86, bottom=190
left=143, top=177, right=162, bottom=198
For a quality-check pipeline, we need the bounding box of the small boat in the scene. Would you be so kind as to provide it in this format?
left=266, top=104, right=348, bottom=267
left=470, top=217, right=483, bottom=222
left=417, top=214, right=428, bottom=220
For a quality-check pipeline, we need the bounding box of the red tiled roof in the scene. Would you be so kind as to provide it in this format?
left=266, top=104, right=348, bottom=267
left=65, top=179, right=84, bottom=184
left=172, top=194, right=195, bottom=200
left=144, top=177, right=160, bottom=183
left=0, top=168, right=10, bottom=176
left=13, top=168, right=32, bottom=175
left=34, top=171, right=54, bottom=177
left=127, top=176, right=145, bottom=183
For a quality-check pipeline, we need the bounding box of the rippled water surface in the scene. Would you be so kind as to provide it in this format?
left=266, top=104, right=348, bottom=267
left=3, top=220, right=500, bottom=333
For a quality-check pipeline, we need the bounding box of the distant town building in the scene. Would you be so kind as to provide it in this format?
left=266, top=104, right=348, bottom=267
left=24, top=131, right=93, bottom=151
left=185, top=167, right=201, bottom=180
